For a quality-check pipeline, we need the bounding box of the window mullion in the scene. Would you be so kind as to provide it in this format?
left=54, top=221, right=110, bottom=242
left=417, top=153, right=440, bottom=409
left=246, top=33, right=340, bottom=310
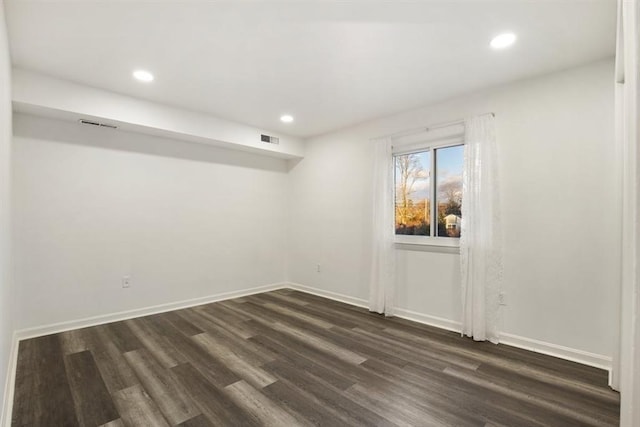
left=430, top=148, right=437, bottom=237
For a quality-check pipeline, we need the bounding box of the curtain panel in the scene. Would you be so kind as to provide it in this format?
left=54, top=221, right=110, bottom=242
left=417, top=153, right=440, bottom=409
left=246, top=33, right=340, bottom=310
left=369, top=137, right=396, bottom=316
left=460, top=114, right=503, bottom=343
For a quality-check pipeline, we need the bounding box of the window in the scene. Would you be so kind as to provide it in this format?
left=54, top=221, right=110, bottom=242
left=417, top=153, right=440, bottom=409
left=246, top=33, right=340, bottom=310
left=394, top=150, right=431, bottom=236
left=394, top=140, right=464, bottom=245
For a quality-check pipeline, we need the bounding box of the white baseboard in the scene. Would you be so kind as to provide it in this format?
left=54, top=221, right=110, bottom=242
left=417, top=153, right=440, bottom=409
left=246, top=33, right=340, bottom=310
left=15, top=282, right=288, bottom=341
left=12, top=281, right=614, bottom=372
left=393, top=307, right=462, bottom=333
left=500, top=333, right=612, bottom=371
left=287, top=282, right=369, bottom=308
left=286, top=283, right=612, bottom=373
left=285, top=283, right=461, bottom=336
left=1, top=332, right=19, bottom=427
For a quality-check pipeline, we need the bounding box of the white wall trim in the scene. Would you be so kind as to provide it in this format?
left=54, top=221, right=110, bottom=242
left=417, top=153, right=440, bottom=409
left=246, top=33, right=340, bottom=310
left=287, top=282, right=369, bottom=308
left=1, top=332, right=19, bottom=427
left=393, top=307, right=462, bottom=333
left=500, top=333, right=612, bottom=372
left=15, top=282, right=287, bottom=341
left=287, top=283, right=612, bottom=372
left=617, top=1, right=640, bottom=425
left=391, top=308, right=612, bottom=372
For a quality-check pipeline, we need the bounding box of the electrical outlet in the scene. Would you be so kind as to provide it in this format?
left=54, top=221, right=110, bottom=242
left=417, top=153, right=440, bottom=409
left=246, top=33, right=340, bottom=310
left=498, top=292, right=506, bottom=305
left=316, top=264, right=321, bottom=273
left=122, top=276, right=131, bottom=288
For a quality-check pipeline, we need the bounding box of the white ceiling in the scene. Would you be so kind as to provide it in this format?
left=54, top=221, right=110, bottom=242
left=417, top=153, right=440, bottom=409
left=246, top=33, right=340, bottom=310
left=5, top=1, right=616, bottom=138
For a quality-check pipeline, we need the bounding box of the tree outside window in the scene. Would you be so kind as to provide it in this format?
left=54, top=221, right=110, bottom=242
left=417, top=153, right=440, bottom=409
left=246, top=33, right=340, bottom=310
left=394, top=144, right=463, bottom=238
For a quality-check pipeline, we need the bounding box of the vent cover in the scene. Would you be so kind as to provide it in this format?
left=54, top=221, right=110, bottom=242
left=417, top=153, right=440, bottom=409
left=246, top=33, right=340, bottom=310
left=261, top=134, right=279, bottom=144
left=78, top=119, right=118, bottom=129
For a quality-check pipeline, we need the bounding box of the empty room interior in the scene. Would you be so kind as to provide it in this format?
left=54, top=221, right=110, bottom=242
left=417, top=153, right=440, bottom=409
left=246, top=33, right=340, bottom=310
left=1, top=0, right=640, bottom=426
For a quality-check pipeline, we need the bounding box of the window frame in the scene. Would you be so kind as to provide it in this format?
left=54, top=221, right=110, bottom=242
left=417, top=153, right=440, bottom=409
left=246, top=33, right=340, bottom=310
left=393, top=137, right=464, bottom=248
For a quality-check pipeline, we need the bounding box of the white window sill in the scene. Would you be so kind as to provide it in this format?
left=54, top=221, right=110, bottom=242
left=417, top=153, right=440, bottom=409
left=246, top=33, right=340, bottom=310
left=394, top=235, right=460, bottom=253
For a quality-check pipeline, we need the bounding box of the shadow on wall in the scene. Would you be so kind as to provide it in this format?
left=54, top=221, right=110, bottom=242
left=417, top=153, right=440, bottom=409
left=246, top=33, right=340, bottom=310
left=13, top=114, right=289, bottom=173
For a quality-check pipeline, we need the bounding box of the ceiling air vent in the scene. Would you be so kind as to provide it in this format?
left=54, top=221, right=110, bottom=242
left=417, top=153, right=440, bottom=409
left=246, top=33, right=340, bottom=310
left=261, top=134, right=279, bottom=145
left=78, top=119, right=118, bottom=129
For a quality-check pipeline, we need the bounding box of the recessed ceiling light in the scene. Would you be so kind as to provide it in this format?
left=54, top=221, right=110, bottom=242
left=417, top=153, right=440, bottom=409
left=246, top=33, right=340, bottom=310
left=280, top=114, right=294, bottom=123
left=490, top=33, right=517, bottom=49
left=133, top=69, right=154, bottom=82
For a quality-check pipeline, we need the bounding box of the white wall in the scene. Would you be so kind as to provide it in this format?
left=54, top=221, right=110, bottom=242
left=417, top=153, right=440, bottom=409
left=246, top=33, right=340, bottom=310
left=8, top=58, right=618, bottom=365
left=0, top=0, right=12, bottom=423
left=288, top=59, right=619, bottom=360
left=12, top=114, right=289, bottom=330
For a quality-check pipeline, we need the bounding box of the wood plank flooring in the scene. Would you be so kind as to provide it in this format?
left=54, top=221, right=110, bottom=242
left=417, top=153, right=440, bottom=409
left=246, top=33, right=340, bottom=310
left=11, top=289, right=620, bottom=426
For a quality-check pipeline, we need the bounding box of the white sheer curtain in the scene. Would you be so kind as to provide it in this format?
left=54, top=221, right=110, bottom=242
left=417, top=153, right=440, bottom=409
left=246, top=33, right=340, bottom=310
left=369, top=137, right=396, bottom=316
left=460, top=114, right=502, bottom=343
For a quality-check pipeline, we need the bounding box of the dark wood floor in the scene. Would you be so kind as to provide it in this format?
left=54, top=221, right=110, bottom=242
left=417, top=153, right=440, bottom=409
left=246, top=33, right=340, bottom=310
left=12, top=289, right=619, bottom=427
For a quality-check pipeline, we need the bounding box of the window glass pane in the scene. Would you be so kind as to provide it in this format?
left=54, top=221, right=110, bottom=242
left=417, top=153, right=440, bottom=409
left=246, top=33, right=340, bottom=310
left=394, top=151, right=431, bottom=236
left=436, top=145, right=463, bottom=238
